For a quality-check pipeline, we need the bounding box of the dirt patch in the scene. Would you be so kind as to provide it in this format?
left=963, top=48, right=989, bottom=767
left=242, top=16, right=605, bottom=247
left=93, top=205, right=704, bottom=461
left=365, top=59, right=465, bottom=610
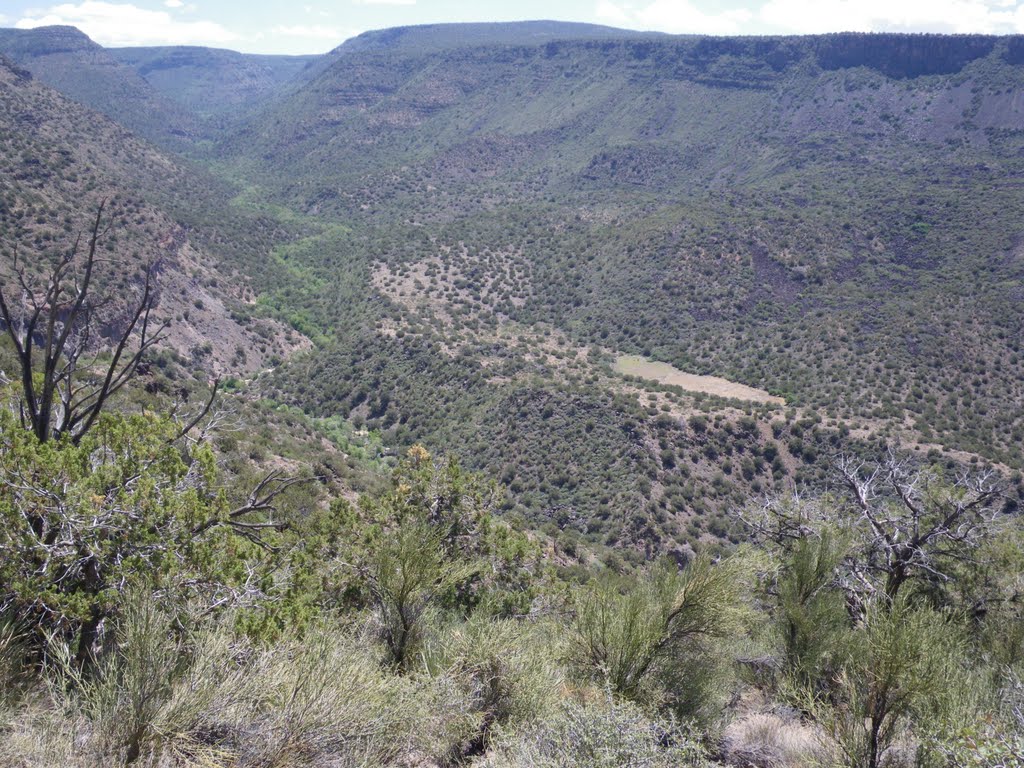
left=614, top=355, right=785, bottom=405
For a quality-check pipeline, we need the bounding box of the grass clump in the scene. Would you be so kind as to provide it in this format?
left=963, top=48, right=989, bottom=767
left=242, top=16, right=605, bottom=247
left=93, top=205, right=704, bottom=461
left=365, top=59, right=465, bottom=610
left=482, top=695, right=711, bottom=768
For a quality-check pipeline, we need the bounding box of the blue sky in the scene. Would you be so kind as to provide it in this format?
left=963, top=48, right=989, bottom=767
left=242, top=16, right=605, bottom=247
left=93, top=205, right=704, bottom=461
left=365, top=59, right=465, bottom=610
left=4, top=1, right=1024, bottom=54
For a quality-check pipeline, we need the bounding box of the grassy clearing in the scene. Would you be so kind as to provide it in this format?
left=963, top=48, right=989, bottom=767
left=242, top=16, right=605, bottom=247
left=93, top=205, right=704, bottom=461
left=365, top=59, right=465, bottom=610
left=614, top=355, right=785, bottom=405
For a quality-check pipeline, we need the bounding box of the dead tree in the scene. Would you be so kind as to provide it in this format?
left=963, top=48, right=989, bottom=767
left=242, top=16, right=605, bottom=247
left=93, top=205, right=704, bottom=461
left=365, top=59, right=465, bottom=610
left=743, top=448, right=1004, bottom=612
left=0, top=202, right=319, bottom=667
left=0, top=200, right=166, bottom=444
left=834, top=449, right=1003, bottom=605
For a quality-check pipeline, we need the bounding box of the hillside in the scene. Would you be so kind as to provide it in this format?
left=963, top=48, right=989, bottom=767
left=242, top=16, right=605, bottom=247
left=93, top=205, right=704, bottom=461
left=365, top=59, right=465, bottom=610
left=0, top=55, right=305, bottom=376
left=2, top=24, right=1024, bottom=767
left=4, top=23, right=1024, bottom=553
left=0, top=51, right=393, bottom=518
left=205, top=31, right=1024, bottom=548
left=0, top=26, right=198, bottom=146
left=0, top=26, right=321, bottom=148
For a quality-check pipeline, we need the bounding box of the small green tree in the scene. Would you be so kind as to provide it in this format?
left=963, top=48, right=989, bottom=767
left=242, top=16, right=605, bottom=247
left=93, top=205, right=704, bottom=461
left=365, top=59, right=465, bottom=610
left=816, top=598, right=963, bottom=768
left=368, top=521, right=475, bottom=670
left=776, top=527, right=851, bottom=687
left=568, top=555, right=745, bottom=714
left=0, top=403, right=298, bottom=665
left=0, top=202, right=310, bottom=664
left=341, top=446, right=539, bottom=669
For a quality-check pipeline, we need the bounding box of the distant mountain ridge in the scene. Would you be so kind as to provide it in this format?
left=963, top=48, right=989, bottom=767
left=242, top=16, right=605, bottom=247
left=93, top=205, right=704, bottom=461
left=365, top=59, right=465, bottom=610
left=0, top=25, right=322, bottom=148
left=4, top=20, right=1024, bottom=541
left=0, top=24, right=100, bottom=56
left=107, top=45, right=319, bottom=120
left=332, top=24, right=1014, bottom=79
left=333, top=20, right=662, bottom=54
left=0, top=25, right=197, bottom=145
left=3, top=23, right=1017, bottom=149
left=221, top=30, right=1024, bottom=212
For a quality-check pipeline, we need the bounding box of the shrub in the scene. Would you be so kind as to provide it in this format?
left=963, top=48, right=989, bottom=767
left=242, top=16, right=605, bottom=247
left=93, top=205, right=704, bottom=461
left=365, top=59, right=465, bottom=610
left=0, top=616, right=29, bottom=710
left=367, top=520, right=476, bottom=669
left=930, top=667, right=1024, bottom=768
left=775, top=528, right=851, bottom=688
left=567, top=555, right=746, bottom=717
left=202, top=626, right=419, bottom=765
left=482, top=695, right=711, bottom=768
left=2, top=591, right=226, bottom=767
left=422, top=615, right=563, bottom=759
left=812, top=599, right=967, bottom=768
left=0, top=405, right=292, bottom=665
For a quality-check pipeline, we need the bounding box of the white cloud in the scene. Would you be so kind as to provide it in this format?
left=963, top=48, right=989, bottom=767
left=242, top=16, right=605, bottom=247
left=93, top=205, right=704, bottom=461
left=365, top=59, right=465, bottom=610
left=272, top=24, right=346, bottom=40
left=351, top=0, right=416, bottom=6
left=596, top=0, right=753, bottom=34
left=15, top=2, right=237, bottom=47
left=595, top=0, right=631, bottom=26
left=759, top=0, right=1024, bottom=34
left=596, top=0, right=1024, bottom=35
left=164, top=0, right=183, bottom=8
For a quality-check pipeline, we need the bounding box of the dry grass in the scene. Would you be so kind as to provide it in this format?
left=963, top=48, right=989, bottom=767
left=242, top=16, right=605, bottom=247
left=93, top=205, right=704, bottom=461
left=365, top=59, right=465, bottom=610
left=614, top=355, right=785, bottom=405
left=481, top=695, right=711, bottom=768
left=0, top=622, right=471, bottom=767
left=0, top=605, right=569, bottom=768
left=722, top=712, right=826, bottom=768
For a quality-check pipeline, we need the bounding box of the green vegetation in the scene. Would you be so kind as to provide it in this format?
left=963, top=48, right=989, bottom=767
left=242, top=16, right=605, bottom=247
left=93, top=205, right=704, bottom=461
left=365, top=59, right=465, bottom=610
left=2, top=21, right=1024, bottom=765
left=1, top=414, right=1020, bottom=765
left=6, top=26, right=1024, bottom=546
left=193, top=30, right=1024, bottom=537
left=1, top=247, right=1021, bottom=763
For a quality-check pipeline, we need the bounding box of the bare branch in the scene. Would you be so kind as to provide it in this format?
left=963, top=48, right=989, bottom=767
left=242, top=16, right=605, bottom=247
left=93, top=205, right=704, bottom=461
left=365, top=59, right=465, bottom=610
left=170, top=378, right=221, bottom=443
left=742, top=448, right=1006, bottom=613
left=190, top=471, right=317, bottom=548
left=1, top=202, right=171, bottom=444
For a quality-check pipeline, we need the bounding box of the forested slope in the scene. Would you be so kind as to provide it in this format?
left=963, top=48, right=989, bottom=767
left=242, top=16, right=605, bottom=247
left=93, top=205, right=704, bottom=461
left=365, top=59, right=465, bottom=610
left=213, top=30, right=1024, bottom=542
left=4, top=22, right=1023, bottom=552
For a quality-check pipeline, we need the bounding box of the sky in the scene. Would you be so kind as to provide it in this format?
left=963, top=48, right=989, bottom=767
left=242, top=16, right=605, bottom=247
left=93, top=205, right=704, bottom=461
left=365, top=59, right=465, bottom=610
left=4, top=0, right=1024, bottom=55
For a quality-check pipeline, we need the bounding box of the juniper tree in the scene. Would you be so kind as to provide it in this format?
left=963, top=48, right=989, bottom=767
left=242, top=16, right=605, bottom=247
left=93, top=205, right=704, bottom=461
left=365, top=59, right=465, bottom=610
left=0, top=203, right=307, bottom=665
